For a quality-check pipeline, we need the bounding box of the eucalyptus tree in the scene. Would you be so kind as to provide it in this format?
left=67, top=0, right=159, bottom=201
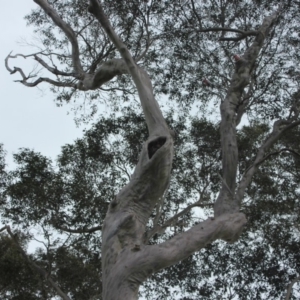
left=2, top=0, right=300, bottom=299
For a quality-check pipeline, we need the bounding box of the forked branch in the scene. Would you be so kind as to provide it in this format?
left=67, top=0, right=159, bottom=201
left=214, top=8, right=282, bottom=217
left=33, top=0, right=83, bottom=75
left=88, top=0, right=169, bottom=136
left=135, top=213, right=247, bottom=273
left=236, top=119, right=300, bottom=204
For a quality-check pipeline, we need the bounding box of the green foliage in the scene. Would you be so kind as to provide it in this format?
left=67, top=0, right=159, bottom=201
left=2, top=0, right=300, bottom=299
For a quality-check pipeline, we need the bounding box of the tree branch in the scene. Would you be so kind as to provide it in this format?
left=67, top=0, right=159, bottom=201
left=33, top=55, right=79, bottom=77
left=88, top=58, right=129, bottom=89
left=56, top=224, right=102, bottom=234
left=235, top=119, right=300, bottom=204
left=135, top=213, right=246, bottom=273
left=214, top=8, right=281, bottom=217
left=5, top=226, right=71, bottom=300
left=88, top=3, right=175, bottom=280
left=5, top=52, right=78, bottom=88
left=33, top=0, right=83, bottom=75
left=0, top=226, right=6, bottom=233
left=144, top=200, right=214, bottom=242
left=194, top=27, right=258, bottom=38
left=88, top=0, right=169, bottom=137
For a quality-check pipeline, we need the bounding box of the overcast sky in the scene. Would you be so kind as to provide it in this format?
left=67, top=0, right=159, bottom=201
left=0, top=1, right=84, bottom=168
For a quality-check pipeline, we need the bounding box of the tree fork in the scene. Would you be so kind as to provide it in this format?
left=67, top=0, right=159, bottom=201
left=214, top=8, right=282, bottom=217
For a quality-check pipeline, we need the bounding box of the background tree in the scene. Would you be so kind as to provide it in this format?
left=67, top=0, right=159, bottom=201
left=2, top=0, right=300, bottom=299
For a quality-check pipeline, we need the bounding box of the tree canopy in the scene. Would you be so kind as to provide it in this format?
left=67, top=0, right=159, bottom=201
left=2, top=0, right=300, bottom=299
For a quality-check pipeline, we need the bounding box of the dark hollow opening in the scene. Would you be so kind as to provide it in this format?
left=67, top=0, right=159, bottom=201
left=148, top=137, right=167, bottom=159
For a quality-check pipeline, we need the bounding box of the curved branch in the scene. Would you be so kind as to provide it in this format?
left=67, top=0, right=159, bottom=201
left=33, top=55, right=79, bottom=77
left=214, top=8, right=282, bottom=217
left=88, top=0, right=169, bottom=136
left=5, top=52, right=78, bottom=88
left=56, top=224, right=102, bottom=234
left=134, top=213, right=246, bottom=274
left=88, top=58, right=129, bottom=89
left=14, top=73, right=77, bottom=88
left=5, top=51, right=128, bottom=90
left=33, top=0, right=83, bottom=75
left=144, top=200, right=214, bottom=242
left=235, top=119, right=300, bottom=204
left=5, top=52, right=41, bottom=73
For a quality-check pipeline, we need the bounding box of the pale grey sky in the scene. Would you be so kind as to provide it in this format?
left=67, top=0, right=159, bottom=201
left=1, top=1, right=83, bottom=167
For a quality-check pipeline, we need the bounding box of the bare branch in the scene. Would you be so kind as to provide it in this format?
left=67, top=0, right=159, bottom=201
left=34, top=55, right=79, bottom=77
left=5, top=52, right=78, bottom=88
left=14, top=73, right=77, bottom=88
left=5, top=51, right=41, bottom=73
left=5, top=226, right=71, bottom=300
left=195, top=27, right=258, bottom=36
left=56, top=225, right=102, bottom=234
left=33, top=0, right=83, bottom=75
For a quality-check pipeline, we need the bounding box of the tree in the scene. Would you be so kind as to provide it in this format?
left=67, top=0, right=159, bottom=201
left=2, top=0, right=300, bottom=299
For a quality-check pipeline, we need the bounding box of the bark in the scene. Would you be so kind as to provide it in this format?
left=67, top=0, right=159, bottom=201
left=33, top=0, right=84, bottom=75
left=87, top=1, right=248, bottom=299
left=5, top=2, right=132, bottom=90
left=6, top=2, right=292, bottom=300
left=88, top=1, right=173, bottom=299
left=214, top=9, right=281, bottom=217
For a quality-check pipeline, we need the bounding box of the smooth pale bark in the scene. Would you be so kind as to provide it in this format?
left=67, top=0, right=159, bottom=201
left=33, top=0, right=84, bottom=75
left=88, top=1, right=173, bottom=299
left=87, top=1, right=248, bottom=299
left=214, top=9, right=282, bottom=217
left=6, top=1, right=132, bottom=90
